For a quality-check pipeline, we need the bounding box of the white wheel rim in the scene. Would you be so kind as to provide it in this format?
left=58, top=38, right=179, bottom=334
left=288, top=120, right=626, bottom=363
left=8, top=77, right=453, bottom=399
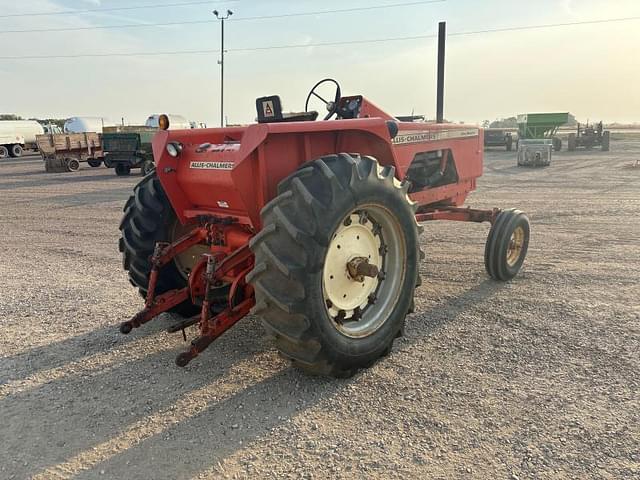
left=323, top=213, right=381, bottom=315
left=322, top=206, right=406, bottom=339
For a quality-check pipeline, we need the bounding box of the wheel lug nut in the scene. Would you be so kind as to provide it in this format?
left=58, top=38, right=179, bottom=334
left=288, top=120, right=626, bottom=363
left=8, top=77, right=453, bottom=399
left=326, top=299, right=333, bottom=309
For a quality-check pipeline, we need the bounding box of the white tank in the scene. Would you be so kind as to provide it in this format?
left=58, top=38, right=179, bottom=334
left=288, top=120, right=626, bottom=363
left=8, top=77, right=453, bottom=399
left=145, top=114, right=191, bottom=130
left=0, top=120, right=44, bottom=144
left=64, top=117, right=116, bottom=134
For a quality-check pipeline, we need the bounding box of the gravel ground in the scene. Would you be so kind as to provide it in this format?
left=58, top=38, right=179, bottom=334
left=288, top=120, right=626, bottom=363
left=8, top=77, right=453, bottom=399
left=1, top=144, right=638, bottom=480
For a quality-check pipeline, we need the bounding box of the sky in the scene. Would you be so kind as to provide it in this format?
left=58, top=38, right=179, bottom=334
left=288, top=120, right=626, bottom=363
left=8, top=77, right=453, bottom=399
left=1, top=0, right=639, bottom=126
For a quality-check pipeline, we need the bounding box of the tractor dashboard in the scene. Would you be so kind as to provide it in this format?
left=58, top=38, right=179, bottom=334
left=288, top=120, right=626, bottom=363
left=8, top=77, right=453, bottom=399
left=336, top=96, right=363, bottom=119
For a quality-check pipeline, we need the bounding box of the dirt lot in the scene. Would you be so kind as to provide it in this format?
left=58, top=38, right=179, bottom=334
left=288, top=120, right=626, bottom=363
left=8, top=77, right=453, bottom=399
left=1, top=144, right=638, bottom=480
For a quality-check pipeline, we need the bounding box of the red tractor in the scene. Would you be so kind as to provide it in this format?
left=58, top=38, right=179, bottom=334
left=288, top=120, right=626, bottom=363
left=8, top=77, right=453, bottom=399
left=118, top=79, right=530, bottom=377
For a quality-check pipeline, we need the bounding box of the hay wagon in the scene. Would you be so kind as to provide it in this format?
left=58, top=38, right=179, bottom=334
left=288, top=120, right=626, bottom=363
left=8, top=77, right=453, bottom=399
left=37, top=132, right=104, bottom=173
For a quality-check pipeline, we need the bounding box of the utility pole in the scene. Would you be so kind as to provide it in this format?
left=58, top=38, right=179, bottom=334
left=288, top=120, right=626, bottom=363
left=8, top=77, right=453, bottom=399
left=213, top=9, right=233, bottom=127
left=436, top=21, right=446, bottom=124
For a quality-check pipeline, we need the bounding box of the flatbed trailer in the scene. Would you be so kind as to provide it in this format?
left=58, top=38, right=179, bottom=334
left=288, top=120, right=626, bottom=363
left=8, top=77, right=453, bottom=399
left=37, top=132, right=104, bottom=173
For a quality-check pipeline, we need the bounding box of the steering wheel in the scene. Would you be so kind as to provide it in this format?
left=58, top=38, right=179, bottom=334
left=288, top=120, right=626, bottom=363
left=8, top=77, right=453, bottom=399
left=305, top=79, right=342, bottom=120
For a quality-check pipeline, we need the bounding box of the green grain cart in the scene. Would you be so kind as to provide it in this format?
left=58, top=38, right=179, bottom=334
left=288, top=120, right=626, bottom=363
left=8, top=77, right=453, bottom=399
left=517, top=112, right=569, bottom=152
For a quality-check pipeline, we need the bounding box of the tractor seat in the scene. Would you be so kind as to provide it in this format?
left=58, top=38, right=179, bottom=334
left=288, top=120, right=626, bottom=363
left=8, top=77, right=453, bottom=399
left=256, top=95, right=318, bottom=123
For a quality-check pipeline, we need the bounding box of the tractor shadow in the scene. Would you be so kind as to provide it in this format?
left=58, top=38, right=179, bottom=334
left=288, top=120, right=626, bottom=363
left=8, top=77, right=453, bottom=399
left=88, top=278, right=507, bottom=479
left=2, top=277, right=505, bottom=479
left=0, top=314, right=178, bottom=384
left=0, top=316, right=270, bottom=479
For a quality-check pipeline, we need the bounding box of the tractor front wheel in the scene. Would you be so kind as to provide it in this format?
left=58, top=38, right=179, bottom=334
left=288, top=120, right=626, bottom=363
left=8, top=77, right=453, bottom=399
left=484, top=209, right=530, bottom=281
left=118, top=174, right=201, bottom=317
left=249, top=154, right=421, bottom=377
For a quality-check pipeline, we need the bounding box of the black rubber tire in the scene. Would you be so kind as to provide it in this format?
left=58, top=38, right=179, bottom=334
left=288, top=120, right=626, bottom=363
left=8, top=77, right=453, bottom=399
left=0, top=146, right=8, bottom=159
left=9, top=144, right=23, bottom=158
left=567, top=134, right=577, bottom=151
left=248, top=154, right=421, bottom=377
left=115, top=164, right=131, bottom=176
left=66, top=158, right=80, bottom=172
left=141, top=160, right=155, bottom=176
left=552, top=137, right=562, bottom=152
left=506, top=137, right=513, bottom=152
left=601, top=131, right=610, bottom=152
left=118, top=174, right=199, bottom=317
left=87, top=158, right=102, bottom=168
left=484, top=209, right=530, bottom=281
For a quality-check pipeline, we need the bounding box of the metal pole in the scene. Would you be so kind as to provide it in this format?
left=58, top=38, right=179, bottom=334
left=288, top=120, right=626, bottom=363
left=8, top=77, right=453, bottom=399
left=436, top=21, right=446, bottom=124
left=220, top=17, right=224, bottom=127
left=214, top=10, right=233, bottom=128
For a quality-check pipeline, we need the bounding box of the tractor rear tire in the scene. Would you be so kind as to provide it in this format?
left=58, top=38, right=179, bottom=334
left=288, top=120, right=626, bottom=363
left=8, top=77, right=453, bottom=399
left=115, top=164, right=131, bottom=176
left=0, top=146, right=8, bottom=159
left=118, top=174, right=199, bottom=317
left=484, top=209, right=530, bottom=281
left=141, top=160, right=155, bottom=176
left=9, top=144, right=23, bottom=158
left=601, top=131, right=610, bottom=152
left=249, top=154, right=421, bottom=377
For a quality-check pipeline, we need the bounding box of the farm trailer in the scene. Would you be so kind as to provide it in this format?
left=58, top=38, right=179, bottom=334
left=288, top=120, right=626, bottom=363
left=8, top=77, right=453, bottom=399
left=102, top=126, right=157, bottom=177
left=517, top=112, right=569, bottom=152
left=36, top=132, right=104, bottom=173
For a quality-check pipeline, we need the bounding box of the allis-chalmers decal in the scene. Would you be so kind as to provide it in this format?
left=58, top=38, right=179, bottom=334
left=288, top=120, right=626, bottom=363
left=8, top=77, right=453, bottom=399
left=190, top=161, right=235, bottom=170
left=392, top=129, right=479, bottom=145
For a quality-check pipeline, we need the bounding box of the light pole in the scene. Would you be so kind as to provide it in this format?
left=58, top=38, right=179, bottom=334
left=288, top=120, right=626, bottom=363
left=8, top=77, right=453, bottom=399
left=213, top=9, right=233, bottom=127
